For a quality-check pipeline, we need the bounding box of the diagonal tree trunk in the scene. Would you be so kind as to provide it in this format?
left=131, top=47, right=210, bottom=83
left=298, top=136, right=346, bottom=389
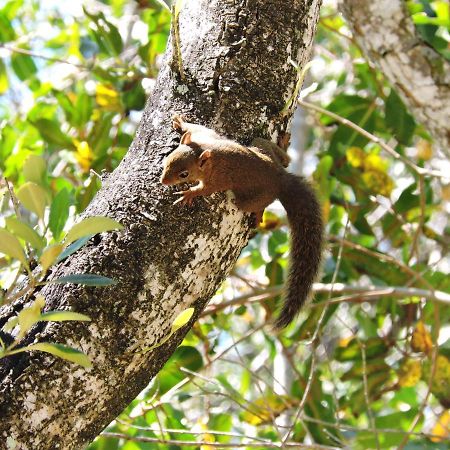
left=0, top=1, right=322, bottom=448
left=340, top=0, right=450, bottom=156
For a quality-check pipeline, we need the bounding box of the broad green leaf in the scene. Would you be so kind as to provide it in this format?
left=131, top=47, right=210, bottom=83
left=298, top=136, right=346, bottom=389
left=40, top=244, right=64, bottom=273
left=0, top=11, right=16, bottom=42
left=385, top=90, right=416, bottom=145
left=5, top=217, right=45, bottom=251
left=17, top=295, right=45, bottom=338
left=23, top=154, right=46, bottom=184
left=56, top=235, right=93, bottom=263
left=74, top=92, right=93, bottom=127
left=16, top=182, right=49, bottom=220
left=19, top=342, right=92, bottom=368
left=48, top=274, right=117, bottom=286
left=0, top=228, right=27, bottom=265
left=49, top=188, right=71, bottom=240
left=171, top=308, right=194, bottom=333
left=64, top=216, right=123, bottom=245
left=157, top=346, right=203, bottom=394
left=29, top=118, right=74, bottom=149
left=40, top=311, right=91, bottom=322
left=11, top=52, right=37, bottom=81
left=83, top=8, right=123, bottom=56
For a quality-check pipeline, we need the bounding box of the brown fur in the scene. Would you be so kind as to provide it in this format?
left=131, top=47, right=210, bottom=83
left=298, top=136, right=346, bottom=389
left=161, top=115, right=324, bottom=329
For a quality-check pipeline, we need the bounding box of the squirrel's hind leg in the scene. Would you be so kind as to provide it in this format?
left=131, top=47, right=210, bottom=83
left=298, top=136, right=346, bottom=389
left=251, top=138, right=290, bottom=168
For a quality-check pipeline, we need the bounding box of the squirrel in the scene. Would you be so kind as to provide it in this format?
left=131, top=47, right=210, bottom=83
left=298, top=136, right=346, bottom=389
left=161, top=115, right=324, bottom=329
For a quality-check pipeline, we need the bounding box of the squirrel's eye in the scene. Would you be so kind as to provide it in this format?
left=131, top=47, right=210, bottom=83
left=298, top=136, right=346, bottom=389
left=179, top=170, right=189, bottom=179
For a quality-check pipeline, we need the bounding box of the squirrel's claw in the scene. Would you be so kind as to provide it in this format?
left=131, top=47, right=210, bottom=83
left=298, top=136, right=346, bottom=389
left=173, top=190, right=195, bottom=206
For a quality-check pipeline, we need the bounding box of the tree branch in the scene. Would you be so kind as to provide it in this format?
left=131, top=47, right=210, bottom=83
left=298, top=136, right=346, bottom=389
left=0, top=1, right=322, bottom=448
left=340, top=0, right=450, bottom=156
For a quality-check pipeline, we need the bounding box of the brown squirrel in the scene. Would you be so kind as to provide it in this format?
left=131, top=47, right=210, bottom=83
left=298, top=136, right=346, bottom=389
left=161, top=115, right=324, bottom=329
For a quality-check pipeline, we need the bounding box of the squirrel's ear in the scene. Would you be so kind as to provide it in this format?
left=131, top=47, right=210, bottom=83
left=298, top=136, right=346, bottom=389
left=198, top=150, right=211, bottom=168
left=180, top=132, right=192, bottom=145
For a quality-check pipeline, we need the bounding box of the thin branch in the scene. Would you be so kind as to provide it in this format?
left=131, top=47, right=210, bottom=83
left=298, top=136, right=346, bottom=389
left=160, top=324, right=265, bottom=402
left=115, top=420, right=275, bottom=445
left=297, top=99, right=447, bottom=179
left=100, top=431, right=341, bottom=449
left=361, top=343, right=381, bottom=450
left=202, top=282, right=450, bottom=318
left=0, top=43, right=88, bottom=69
left=408, top=174, right=426, bottom=264
left=328, top=235, right=437, bottom=292
left=283, top=216, right=351, bottom=444
left=301, top=415, right=446, bottom=441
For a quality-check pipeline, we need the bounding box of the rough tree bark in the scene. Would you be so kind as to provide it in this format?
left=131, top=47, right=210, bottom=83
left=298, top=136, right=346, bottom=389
left=340, top=0, right=450, bottom=156
left=0, top=1, right=322, bottom=448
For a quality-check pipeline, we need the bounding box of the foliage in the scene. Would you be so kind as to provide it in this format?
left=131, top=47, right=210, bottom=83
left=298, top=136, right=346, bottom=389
left=0, top=0, right=449, bottom=449
left=0, top=153, right=122, bottom=365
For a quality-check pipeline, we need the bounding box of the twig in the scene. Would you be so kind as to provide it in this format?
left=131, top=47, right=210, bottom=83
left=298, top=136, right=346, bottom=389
left=100, top=431, right=341, bottom=449
left=361, top=342, right=380, bottom=450
left=300, top=414, right=445, bottom=440
left=0, top=43, right=88, bottom=69
left=160, top=324, right=265, bottom=402
left=115, top=419, right=275, bottom=444
left=202, top=282, right=450, bottom=318
left=282, top=216, right=350, bottom=444
left=408, top=174, right=426, bottom=263
left=4, top=177, right=21, bottom=219
left=298, top=99, right=448, bottom=179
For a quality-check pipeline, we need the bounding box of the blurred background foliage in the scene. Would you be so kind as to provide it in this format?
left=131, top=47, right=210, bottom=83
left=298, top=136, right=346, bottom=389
left=0, top=0, right=449, bottom=449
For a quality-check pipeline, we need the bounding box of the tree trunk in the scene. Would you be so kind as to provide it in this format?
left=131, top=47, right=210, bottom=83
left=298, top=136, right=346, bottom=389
left=340, top=0, right=450, bottom=156
left=0, top=1, right=322, bottom=448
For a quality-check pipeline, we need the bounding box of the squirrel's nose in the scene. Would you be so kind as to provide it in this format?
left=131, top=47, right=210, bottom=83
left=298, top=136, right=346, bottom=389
left=160, top=174, right=171, bottom=185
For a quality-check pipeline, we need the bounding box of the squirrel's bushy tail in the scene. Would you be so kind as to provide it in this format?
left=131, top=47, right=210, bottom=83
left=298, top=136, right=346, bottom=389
left=275, top=173, right=324, bottom=329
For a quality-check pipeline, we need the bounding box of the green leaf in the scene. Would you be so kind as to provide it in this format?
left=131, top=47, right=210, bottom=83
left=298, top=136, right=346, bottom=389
left=17, top=295, right=45, bottom=338
left=40, top=244, right=64, bottom=273
left=171, top=308, right=195, bottom=333
left=29, top=118, right=74, bottom=149
left=64, top=216, right=123, bottom=245
left=157, top=346, right=203, bottom=394
left=19, top=342, right=92, bottom=368
left=48, top=274, right=117, bottom=286
left=11, top=52, right=37, bottom=81
left=23, top=154, right=46, bottom=184
left=0, top=11, right=16, bottom=42
left=39, top=311, right=91, bottom=322
left=56, top=235, right=93, bottom=263
left=0, top=228, right=27, bottom=265
left=16, top=182, right=49, bottom=220
left=49, top=188, right=71, bottom=240
left=5, top=217, right=45, bottom=251
left=83, top=8, right=123, bottom=56
left=74, top=92, right=93, bottom=127
left=385, top=90, right=416, bottom=145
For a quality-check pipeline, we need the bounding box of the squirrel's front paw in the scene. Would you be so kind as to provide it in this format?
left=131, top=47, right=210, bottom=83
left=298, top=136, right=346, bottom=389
left=173, top=190, right=196, bottom=206
left=172, top=114, right=185, bottom=132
